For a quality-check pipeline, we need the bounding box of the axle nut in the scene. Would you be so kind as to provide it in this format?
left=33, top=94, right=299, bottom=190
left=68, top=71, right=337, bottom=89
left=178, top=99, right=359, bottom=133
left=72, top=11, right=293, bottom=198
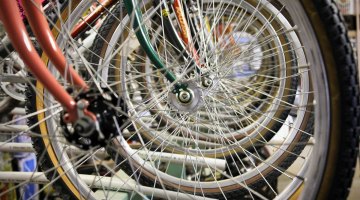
left=178, top=90, right=192, bottom=103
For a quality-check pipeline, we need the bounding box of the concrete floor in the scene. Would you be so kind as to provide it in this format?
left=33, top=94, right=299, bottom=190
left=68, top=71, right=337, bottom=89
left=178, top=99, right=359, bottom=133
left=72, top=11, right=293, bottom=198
left=348, top=160, right=360, bottom=200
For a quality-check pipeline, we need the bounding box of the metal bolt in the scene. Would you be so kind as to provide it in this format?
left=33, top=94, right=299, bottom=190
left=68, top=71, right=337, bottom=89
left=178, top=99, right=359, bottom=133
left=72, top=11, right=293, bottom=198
left=202, top=78, right=213, bottom=87
left=178, top=90, right=192, bottom=103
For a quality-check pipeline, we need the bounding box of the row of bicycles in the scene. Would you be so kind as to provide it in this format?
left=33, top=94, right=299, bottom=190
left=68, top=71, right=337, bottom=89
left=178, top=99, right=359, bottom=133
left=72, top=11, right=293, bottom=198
left=0, top=0, right=359, bottom=199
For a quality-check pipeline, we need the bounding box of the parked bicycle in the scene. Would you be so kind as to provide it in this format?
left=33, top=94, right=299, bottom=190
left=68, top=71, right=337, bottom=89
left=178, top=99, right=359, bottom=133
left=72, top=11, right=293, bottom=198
left=0, top=0, right=359, bottom=199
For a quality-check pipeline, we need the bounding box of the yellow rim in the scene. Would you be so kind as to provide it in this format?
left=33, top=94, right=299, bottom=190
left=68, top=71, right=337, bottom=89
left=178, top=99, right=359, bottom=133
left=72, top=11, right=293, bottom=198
left=37, top=1, right=83, bottom=199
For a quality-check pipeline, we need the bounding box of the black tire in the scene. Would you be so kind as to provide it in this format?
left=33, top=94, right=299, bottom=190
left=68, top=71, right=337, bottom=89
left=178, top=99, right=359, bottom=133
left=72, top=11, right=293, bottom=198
left=300, top=0, right=360, bottom=199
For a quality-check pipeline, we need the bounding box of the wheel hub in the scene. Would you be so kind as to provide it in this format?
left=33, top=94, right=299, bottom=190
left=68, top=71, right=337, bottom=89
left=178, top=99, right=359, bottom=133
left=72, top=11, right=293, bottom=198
left=60, top=89, right=127, bottom=149
left=178, top=89, right=193, bottom=103
left=168, top=81, right=203, bottom=113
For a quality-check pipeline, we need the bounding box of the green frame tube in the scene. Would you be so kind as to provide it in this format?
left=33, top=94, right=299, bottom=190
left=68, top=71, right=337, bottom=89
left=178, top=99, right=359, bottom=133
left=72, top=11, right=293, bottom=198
left=124, top=0, right=178, bottom=83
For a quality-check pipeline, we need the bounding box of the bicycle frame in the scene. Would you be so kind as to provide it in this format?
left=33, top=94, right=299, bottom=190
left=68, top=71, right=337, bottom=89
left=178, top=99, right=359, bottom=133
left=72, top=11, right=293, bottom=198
left=71, top=0, right=117, bottom=37
left=0, top=0, right=199, bottom=123
left=0, top=0, right=116, bottom=57
left=0, top=0, right=87, bottom=122
left=0, top=0, right=150, bottom=123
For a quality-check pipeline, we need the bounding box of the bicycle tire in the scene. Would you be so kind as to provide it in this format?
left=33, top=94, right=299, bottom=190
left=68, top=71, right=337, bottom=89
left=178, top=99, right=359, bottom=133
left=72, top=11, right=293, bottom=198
left=300, top=0, right=359, bottom=198
left=87, top=0, right=358, bottom=199
left=21, top=0, right=359, bottom=199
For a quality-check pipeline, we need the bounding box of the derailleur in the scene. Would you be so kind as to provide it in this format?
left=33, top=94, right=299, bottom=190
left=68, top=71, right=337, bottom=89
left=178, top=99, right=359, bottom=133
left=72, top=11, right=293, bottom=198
left=60, top=89, right=127, bottom=150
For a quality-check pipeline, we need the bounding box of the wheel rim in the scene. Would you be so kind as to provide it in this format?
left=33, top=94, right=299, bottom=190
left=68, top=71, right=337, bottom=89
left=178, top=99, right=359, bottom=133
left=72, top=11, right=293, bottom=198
left=95, top=0, right=315, bottom=197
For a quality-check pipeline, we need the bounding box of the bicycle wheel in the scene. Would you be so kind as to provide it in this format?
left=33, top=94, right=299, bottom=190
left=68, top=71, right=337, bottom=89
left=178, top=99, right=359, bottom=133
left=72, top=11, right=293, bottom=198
left=107, top=0, right=301, bottom=157
left=23, top=1, right=127, bottom=199
left=23, top=1, right=198, bottom=199
left=24, top=1, right=209, bottom=199
left=88, top=0, right=359, bottom=199
left=2, top=0, right=357, bottom=200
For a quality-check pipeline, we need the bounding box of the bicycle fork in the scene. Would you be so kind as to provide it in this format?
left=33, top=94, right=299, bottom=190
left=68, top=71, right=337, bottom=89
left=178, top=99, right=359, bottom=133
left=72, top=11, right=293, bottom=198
left=0, top=0, right=91, bottom=123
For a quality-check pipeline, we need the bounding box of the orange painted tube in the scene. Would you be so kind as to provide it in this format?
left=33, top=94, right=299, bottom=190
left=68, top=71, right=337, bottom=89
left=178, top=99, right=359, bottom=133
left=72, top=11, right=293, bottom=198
left=22, top=0, right=88, bottom=91
left=71, top=0, right=116, bottom=38
left=0, top=0, right=79, bottom=121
